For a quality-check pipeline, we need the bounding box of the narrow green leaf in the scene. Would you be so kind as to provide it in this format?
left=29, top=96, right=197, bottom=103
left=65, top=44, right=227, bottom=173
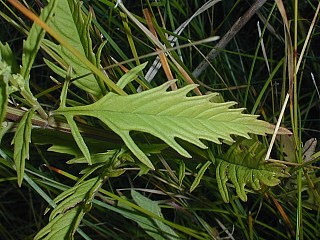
left=11, top=108, right=34, bottom=186
left=43, top=58, right=68, bottom=79
left=117, top=62, right=148, bottom=89
left=54, top=81, right=281, bottom=169
left=190, top=161, right=211, bottom=192
left=131, top=190, right=179, bottom=239
left=36, top=177, right=104, bottom=240
left=21, top=0, right=58, bottom=79
left=60, top=68, right=72, bottom=108
left=120, top=11, right=141, bottom=67
left=64, top=115, right=92, bottom=165
left=311, top=150, right=320, bottom=160
left=33, top=129, right=83, bottom=157
left=95, top=41, right=108, bottom=95
left=178, top=160, right=186, bottom=186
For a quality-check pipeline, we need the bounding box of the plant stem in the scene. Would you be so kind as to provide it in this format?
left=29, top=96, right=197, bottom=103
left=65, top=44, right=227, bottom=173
left=293, top=0, right=303, bottom=239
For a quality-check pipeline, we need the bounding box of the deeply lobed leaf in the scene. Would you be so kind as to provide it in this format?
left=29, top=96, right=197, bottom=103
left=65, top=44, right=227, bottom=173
left=34, top=206, right=81, bottom=240
left=55, top=81, right=281, bottom=169
left=49, top=177, right=102, bottom=220
left=36, top=177, right=104, bottom=240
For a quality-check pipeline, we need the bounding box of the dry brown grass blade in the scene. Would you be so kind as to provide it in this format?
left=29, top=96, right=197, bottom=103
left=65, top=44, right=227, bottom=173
left=143, top=9, right=177, bottom=90
left=275, top=0, right=294, bottom=106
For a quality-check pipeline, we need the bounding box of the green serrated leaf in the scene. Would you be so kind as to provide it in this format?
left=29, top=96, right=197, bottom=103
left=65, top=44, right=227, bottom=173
left=34, top=205, right=81, bottom=240
left=190, top=161, right=211, bottom=192
left=131, top=190, right=179, bottom=240
left=21, top=0, right=58, bottom=79
left=54, top=81, right=278, bottom=169
left=11, top=109, right=34, bottom=186
left=216, top=139, right=289, bottom=202
left=45, top=0, right=103, bottom=98
left=36, top=177, right=105, bottom=239
left=50, top=177, right=102, bottom=220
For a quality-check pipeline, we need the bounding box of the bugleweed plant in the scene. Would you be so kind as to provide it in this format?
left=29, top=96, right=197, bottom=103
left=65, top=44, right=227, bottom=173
left=0, top=0, right=319, bottom=239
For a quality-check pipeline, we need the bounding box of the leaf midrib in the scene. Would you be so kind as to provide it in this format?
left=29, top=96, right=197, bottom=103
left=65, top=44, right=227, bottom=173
left=56, top=108, right=263, bottom=126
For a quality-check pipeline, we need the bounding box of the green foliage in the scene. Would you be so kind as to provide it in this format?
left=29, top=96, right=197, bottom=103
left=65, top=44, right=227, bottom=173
left=47, top=177, right=103, bottom=220
left=190, top=161, right=211, bottom=192
left=54, top=79, right=277, bottom=169
left=20, top=0, right=58, bottom=79
left=34, top=147, right=133, bottom=239
left=12, top=108, right=34, bottom=186
left=34, top=205, right=83, bottom=240
left=1, top=0, right=319, bottom=239
left=44, top=0, right=104, bottom=98
left=215, top=139, right=290, bottom=202
left=34, top=176, right=104, bottom=239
